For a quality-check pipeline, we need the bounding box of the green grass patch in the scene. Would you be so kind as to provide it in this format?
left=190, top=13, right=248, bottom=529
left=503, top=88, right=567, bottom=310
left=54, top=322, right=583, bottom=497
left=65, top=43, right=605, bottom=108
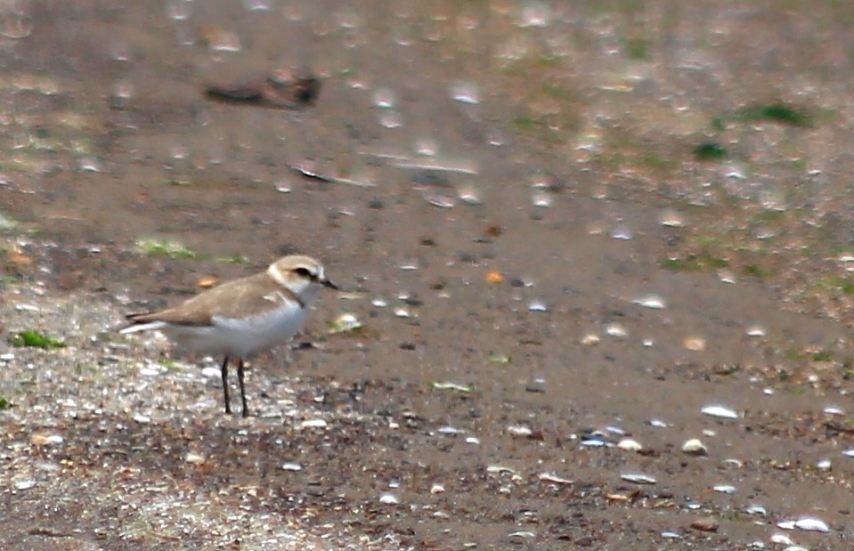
left=136, top=238, right=202, bottom=259
left=541, top=83, right=574, bottom=101
left=710, top=117, right=726, bottom=132
left=624, top=38, right=651, bottom=60
left=0, top=396, right=9, bottom=409
left=816, top=276, right=854, bottom=295
left=661, top=253, right=729, bottom=272
left=693, top=141, right=727, bottom=161
left=510, top=115, right=570, bottom=144
left=742, top=264, right=773, bottom=278
left=8, top=330, right=65, bottom=348
left=812, top=350, right=834, bottom=362
left=736, top=102, right=812, bottom=127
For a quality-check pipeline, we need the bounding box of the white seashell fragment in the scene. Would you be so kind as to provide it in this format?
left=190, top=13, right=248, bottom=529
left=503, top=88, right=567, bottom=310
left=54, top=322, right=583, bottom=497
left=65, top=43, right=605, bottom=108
left=701, top=405, right=738, bottom=419
left=507, top=425, right=533, bottom=437
left=0, top=353, right=14, bottom=361
left=14, top=479, right=35, bottom=490
left=682, top=438, right=708, bottom=455
left=184, top=453, right=205, bottom=465
left=649, top=419, right=669, bottom=428
left=465, top=436, right=480, bottom=445
left=538, top=472, right=572, bottom=485
left=717, top=269, right=736, bottom=284
left=133, top=414, right=151, bottom=424
left=486, top=464, right=516, bottom=474
left=770, top=533, right=794, bottom=544
left=621, top=473, right=656, bottom=484
left=816, top=459, right=831, bottom=471
left=713, top=484, right=736, bottom=494
left=430, top=483, right=445, bottom=494
left=379, top=493, right=399, bottom=505
left=793, top=517, right=829, bottom=532
left=301, top=419, right=328, bottom=429
left=610, top=225, right=633, bottom=240
left=633, top=294, right=666, bottom=309
left=840, top=449, right=854, bottom=457
left=745, top=504, right=767, bottom=515
left=580, top=333, right=600, bottom=346
left=823, top=406, right=844, bottom=415
left=746, top=324, right=766, bottom=337
left=527, top=300, right=548, bottom=312
left=281, top=462, right=302, bottom=471
left=201, top=367, right=220, bottom=378
left=617, top=438, right=642, bottom=451
left=658, top=209, right=685, bottom=227
left=605, top=323, right=628, bottom=338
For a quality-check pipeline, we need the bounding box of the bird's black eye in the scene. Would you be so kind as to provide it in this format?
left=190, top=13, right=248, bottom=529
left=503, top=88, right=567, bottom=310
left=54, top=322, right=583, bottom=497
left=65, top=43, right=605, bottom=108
left=294, top=267, right=314, bottom=279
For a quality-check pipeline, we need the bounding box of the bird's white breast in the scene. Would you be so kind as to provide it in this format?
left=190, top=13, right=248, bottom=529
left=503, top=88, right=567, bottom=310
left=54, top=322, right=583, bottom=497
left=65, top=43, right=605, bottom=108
left=161, top=301, right=305, bottom=358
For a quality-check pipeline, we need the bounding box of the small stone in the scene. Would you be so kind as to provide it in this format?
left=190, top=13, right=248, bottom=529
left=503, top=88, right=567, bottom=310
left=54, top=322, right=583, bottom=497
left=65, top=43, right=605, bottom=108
left=690, top=517, right=719, bottom=532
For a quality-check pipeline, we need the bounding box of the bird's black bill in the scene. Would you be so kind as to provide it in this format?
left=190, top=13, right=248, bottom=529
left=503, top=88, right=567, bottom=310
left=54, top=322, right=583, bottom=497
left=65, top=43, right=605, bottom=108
left=322, top=279, right=339, bottom=290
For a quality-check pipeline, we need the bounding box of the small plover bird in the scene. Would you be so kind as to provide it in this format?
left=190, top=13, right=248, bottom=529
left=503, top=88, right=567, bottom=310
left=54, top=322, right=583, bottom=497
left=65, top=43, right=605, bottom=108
left=120, top=255, right=338, bottom=417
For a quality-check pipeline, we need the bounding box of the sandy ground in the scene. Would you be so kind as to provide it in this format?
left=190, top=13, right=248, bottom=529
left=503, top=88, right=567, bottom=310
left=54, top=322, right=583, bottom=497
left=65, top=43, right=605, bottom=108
left=2, top=1, right=854, bottom=549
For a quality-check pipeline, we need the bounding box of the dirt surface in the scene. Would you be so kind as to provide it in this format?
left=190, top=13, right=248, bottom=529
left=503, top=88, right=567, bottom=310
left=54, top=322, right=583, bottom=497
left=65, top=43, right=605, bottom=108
left=3, top=1, right=854, bottom=549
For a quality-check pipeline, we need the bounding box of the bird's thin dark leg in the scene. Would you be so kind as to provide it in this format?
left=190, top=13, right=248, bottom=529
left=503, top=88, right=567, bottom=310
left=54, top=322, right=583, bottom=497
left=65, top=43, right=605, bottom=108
left=237, top=358, right=249, bottom=417
left=221, top=355, right=231, bottom=414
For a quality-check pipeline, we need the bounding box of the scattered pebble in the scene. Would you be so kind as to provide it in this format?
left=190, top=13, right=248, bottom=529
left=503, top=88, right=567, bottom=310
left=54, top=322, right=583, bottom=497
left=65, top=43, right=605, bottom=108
left=690, top=517, right=719, bottom=532
left=684, top=336, right=707, bottom=351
